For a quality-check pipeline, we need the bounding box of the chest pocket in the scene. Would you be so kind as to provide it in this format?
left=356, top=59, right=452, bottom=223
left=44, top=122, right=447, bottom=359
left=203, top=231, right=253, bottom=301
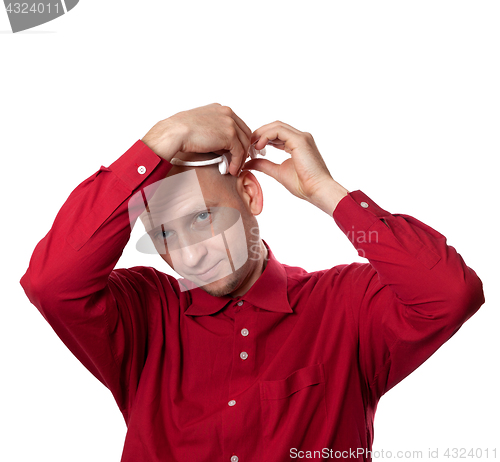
left=260, top=363, right=325, bottom=400
left=259, top=363, right=328, bottom=454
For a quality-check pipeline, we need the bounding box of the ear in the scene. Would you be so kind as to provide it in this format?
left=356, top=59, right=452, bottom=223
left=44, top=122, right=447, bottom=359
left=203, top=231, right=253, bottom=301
left=236, top=170, right=263, bottom=216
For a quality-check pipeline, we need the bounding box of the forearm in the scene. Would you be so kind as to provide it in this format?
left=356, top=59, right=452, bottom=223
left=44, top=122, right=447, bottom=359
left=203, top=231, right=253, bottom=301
left=329, top=191, right=485, bottom=397
left=333, top=191, right=484, bottom=320
left=20, top=140, right=171, bottom=310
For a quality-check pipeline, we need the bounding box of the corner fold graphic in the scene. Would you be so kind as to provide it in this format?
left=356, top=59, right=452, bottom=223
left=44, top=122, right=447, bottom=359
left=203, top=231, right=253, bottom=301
left=64, top=0, right=78, bottom=11
left=3, top=0, right=80, bottom=33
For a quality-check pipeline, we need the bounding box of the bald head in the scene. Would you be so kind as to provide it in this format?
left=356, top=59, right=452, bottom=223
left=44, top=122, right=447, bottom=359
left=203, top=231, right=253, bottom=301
left=136, top=150, right=266, bottom=297
left=167, top=151, right=239, bottom=200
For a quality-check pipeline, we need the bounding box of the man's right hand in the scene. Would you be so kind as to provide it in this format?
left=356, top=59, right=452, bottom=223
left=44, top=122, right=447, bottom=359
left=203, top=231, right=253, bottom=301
left=141, top=103, right=253, bottom=177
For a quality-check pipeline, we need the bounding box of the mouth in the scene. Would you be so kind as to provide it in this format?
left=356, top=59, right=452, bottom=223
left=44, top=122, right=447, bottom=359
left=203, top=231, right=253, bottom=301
left=190, top=260, right=223, bottom=283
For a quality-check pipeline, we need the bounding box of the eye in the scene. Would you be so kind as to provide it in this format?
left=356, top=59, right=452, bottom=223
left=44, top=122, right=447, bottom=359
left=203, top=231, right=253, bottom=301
left=195, top=211, right=211, bottom=222
left=153, top=228, right=173, bottom=241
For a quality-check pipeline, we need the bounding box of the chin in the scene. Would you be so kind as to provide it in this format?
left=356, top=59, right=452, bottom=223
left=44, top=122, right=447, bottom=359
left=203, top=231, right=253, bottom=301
left=199, top=267, right=246, bottom=297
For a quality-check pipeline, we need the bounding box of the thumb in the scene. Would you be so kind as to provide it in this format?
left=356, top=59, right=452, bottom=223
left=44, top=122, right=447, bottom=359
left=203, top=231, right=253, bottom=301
left=242, top=158, right=281, bottom=182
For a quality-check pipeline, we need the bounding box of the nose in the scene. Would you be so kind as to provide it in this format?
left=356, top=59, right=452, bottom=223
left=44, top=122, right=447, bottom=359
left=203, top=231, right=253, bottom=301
left=177, top=240, right=209, bottom=270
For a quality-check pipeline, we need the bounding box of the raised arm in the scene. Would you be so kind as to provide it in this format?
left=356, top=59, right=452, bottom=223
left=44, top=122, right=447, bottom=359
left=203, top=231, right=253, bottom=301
left=244, top=121, right=485, bottom=402
left=331, top=190, right=484, bottom=400
left=19, top=140, right=174, bottom=415
left=20, top=103, right=254, bottom=418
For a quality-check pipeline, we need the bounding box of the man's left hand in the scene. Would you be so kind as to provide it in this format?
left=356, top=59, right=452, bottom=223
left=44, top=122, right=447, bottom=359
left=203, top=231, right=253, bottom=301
left=243, top=121, right=349, bottom=215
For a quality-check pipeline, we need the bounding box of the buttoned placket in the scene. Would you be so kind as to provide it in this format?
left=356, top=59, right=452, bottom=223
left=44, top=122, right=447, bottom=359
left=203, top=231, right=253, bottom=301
left=223, top=299, right=258, bottom=462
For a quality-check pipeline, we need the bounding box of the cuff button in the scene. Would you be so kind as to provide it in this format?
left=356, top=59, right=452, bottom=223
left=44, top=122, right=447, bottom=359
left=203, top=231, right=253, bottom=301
left=138, top=166, right=146, bottom=174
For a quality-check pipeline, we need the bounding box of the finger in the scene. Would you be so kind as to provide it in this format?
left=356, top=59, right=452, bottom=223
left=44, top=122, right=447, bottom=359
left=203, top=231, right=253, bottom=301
left=229, top=111, right=253, bottom=146
left=252, top=125, right=298, bottom=152
left=242, top=158, right=281, bottom=182
left=267, top=140, right=286, bottom=149
left=251, top=121, right=302, bottom=145
left=228, top=122, right=251, bottom=176
left=228, top=110, right=254, bottom=174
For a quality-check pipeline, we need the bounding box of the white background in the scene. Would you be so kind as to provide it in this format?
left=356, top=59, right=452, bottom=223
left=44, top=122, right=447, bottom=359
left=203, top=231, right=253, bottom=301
left=1, top=1, right=499, bottom=460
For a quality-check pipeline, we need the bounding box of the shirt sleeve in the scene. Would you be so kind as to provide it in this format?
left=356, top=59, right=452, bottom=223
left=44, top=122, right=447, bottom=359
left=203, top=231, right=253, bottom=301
left=19, top=140, right=174, bottom=419
left=332, top=190, right=485, bottom=402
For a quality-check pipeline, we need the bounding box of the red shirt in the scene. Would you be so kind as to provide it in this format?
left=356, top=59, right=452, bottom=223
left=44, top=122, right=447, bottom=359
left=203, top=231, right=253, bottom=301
left=20, top=140, right=485, bottom=462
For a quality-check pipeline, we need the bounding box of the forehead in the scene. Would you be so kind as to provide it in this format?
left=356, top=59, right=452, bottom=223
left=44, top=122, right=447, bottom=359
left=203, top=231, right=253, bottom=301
left=139, top=168, right=230, bottom=230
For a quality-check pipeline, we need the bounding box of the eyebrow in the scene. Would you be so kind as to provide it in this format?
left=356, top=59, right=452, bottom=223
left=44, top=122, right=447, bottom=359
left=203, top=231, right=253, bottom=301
left=143, top=199, right=220, bottom=229
left=186, top=200, right=219, bottom=214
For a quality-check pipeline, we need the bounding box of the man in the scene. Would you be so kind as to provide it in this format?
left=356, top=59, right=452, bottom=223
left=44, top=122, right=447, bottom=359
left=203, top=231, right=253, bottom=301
left=20, top=103, right=485, bottom=462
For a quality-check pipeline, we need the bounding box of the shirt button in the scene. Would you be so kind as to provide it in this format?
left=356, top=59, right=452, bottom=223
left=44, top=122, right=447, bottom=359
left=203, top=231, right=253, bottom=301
left=240, top=351, right=248, bottom=360
left=231, top=456, right=239, bottom=462
left=360, top=201, right=369, bottom=208
left=137, top=165, right=146, bottom=174
left=228, top=400, right=236, bottom=406
left=236, top=301, right=243, bottom=306
left=241, top=328, right=249, bottom=337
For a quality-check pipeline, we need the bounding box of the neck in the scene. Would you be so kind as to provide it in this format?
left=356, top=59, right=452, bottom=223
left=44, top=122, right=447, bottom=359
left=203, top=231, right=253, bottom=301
left=230, top=240, right=268, bottom=297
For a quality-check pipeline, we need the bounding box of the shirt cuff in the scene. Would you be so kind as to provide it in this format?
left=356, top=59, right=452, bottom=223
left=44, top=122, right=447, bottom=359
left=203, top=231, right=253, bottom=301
left=108, top=140, right=172, bottom=191
left=333, top=190, right=392, bottom=236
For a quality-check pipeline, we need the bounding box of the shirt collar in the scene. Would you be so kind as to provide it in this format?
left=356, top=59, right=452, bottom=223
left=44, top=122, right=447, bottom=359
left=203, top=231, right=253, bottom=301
left=183, top=240, right=292, bottom=316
